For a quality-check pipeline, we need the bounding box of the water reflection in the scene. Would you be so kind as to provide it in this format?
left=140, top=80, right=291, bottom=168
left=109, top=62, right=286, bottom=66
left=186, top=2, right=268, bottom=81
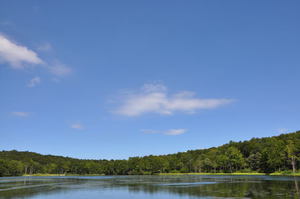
left=295, top=176, right=299, bottom=196
left=0, top=175, right=299, bottom=199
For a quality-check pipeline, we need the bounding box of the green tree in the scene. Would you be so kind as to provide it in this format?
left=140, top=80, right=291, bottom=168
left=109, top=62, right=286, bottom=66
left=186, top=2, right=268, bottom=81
left=225, top=147, right=245, bottom=172
left=286, top=140, right=298, bottom=173
left=247, top=152, right=262, bottom=171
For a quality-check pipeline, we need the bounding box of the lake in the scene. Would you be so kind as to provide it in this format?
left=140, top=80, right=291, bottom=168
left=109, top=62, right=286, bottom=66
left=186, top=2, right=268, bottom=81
left=0, top=175, right=299, bottom=199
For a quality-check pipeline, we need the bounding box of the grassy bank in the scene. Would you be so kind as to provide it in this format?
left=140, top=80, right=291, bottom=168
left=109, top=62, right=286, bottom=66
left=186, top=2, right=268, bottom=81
left=269, top=172, right=300, bottom=176
left=159, top=172, right=264, bottom=176
left=159, top=172, right=300, bottom=176
left=22, top=173, right=105, bottom=177
left=20, top=172, right=300, bottom=177
left=23, top=174, right=66, bottom=177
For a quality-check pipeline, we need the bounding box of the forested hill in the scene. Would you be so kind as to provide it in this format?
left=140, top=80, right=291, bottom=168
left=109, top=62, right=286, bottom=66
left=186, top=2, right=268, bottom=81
left=1, top=131, right=299, bottom=177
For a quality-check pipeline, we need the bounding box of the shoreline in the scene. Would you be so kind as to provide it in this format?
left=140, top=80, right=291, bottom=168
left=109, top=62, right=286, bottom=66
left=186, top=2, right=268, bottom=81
left=22, top=174, right=104, bottom=177
left=159, top=172, right=300, bottom=176
left=15, top=172, right=300, bottom=177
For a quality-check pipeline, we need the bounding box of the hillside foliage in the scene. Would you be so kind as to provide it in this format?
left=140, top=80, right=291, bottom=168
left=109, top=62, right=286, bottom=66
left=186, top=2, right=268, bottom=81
left=1, top=131, right=299, bottom=176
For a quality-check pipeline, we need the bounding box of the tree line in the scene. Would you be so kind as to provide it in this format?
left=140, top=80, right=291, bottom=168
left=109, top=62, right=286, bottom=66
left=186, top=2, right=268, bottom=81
left=0, top=131, right=299, bottom=177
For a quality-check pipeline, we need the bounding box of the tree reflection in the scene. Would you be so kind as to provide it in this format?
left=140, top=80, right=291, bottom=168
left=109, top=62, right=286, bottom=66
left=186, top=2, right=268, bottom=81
left=0, top=176, right=300, bottom=199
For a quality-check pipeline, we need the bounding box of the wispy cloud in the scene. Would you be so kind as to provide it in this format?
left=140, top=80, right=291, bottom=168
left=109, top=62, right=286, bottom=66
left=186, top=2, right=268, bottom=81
left=0, top=20, right=14, bottom=27
left=71, top=123, right=84, bottom=130
left=37, top=42, right=52, bottom=52
left=48, top=62, right=72, bottom=76
left=0, top=34, right=72, bottom=79
left=0, top=34, right=43, bottom=68
left=142, top=128, right=187, bottom=136
left=11, top=112, right=30, bottom=117
left=27, top=76, right=41, bottom=87
left=115, top=83, right=234, bottom=116
left=164, top=129, right=187, bottom=135
left=141, top=129, right=159, bottom=134
left=277, top=128, right=289, bottom=134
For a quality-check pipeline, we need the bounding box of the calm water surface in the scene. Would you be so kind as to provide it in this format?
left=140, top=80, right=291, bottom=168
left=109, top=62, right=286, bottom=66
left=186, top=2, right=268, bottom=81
left=0, top=175, right=299, bottom=199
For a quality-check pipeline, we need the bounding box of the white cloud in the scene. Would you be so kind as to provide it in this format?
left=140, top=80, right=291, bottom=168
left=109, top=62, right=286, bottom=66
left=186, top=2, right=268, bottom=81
left=0, top=34, right=43, bottom=68
left=11, top=112, right=30, bottom=117
left=115, top=83, right=234, bottom=116
left=0, top=34, right=72, bottom=80
left=71, top=123, right=84, bottom=130
left=48, top=62, right=72, bottom=76
left=141, top=128, right=187, bottom=136
left=142, top=83, right=167, bottom=93
left=27, top=76, right=41, bottom=87
left=164, top=129, right=187, bottom=135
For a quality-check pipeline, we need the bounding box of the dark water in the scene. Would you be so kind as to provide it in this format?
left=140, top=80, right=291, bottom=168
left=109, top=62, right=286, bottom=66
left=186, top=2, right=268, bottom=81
left=0, top=175, right=299, bottom=199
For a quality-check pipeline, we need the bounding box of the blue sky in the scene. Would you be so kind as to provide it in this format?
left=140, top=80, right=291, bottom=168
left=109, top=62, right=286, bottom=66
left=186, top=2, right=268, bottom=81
left=0, top=0, right=299, bottom=159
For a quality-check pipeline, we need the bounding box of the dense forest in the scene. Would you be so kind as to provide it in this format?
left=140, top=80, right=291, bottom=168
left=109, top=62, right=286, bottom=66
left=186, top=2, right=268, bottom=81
left=1, top=131, right=299, bottom=177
